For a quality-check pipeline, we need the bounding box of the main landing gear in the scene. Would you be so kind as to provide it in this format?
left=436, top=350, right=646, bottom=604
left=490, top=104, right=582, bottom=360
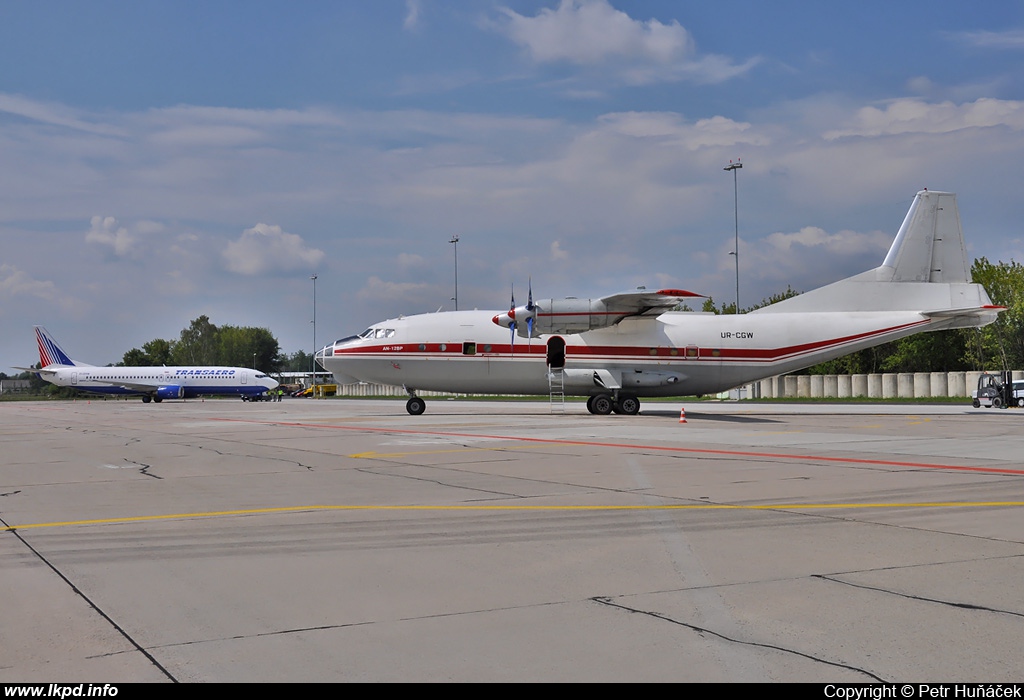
left=406, top=395, right=426, bottom=415
left=586, top=392, right=640, bottom=416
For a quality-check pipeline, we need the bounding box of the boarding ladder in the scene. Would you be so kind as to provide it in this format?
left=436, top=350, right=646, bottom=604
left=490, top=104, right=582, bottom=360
left=548, top=368, right=565, bottom=413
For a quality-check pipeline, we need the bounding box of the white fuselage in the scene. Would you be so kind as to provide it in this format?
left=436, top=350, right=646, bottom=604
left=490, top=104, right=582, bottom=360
left=42, top=365, right=279, bottom=399
left=320, top=308, right=943, bottom=398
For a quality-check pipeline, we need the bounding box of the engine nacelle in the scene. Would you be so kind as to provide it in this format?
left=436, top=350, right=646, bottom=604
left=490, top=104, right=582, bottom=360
left=156, top=385, right=184, bottom=400
left=620, top=370, right=683, bottom=388
left=558, top=369, right=684, bottom=390
left=494, top=298, right=628, bottom=337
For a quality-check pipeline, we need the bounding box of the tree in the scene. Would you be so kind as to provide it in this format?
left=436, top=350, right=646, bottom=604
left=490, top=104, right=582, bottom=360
left=218, top=325, right=281, bottom=371
left=963, top=258, right=1024, bottom=370
left=172, top=315, right=219, bottom=365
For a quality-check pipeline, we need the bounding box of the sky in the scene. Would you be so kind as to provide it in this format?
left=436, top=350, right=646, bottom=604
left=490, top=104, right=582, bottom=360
left=3, top=0, right=1024, bottom=370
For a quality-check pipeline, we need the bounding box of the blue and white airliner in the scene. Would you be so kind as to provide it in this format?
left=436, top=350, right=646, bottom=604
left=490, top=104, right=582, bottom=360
left=17, top=327, right=279, bottom=403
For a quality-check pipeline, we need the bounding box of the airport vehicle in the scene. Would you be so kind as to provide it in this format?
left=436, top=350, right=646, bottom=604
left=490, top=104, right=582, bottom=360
left=972, top=371, right=1024, bottom=408
left=319, top=190, right=1002, bottom=415
left=17, top=326, right=279, bottom=403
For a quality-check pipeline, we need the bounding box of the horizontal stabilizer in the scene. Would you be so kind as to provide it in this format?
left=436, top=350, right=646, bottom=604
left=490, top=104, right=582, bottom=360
left=921, top=305, right=1004, bottom=329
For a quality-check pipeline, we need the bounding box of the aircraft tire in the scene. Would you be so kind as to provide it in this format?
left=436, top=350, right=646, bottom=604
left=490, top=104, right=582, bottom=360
left=586, top=396, right=596, bottom=414
left=142, top=395, right=151, bottom=404
left=153, top=396, right=162, bottom=403
left=591, top=394, right=613, bottom=415
left=617, top=395, right=640, bottom=415
left=406, top=397, right=426, bottom=415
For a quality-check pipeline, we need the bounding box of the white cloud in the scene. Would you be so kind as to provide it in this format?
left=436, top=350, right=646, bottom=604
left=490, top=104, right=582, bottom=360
left=404, top=0, right=422, bottom=31
left=495, top=0, right=757, bottom=85
left=358, top=276, right=434, bottom=303
left=86, top=216, right=136, bottom=256
left=398, top=252, right=428, bottom=270
left=222, top=223, right=325, bottom=275
left=950, top=28, right=1024, bottom=50
left=824, top=98, right=1024, bottom=139
left=0, top=264, right=59, bottom=304
left=499, top=0, right=692, bottom=65
left=550, top=240, right=569, bottom=260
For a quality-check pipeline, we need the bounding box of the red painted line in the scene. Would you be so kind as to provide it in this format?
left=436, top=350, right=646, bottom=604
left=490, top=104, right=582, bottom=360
left=330, top=320, right=930, bottom=363
left=209, top=417, right=1024, bottom=476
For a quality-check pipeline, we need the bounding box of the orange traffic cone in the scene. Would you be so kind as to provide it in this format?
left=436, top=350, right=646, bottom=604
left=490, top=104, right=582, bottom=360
left=679, top=408, right=687, bottom=424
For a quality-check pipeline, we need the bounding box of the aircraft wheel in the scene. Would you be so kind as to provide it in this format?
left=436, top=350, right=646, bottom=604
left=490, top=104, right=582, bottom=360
left=591, top=394, right=613, bottom=415
left=153, top=396, right=162, bottom=403
left=972, top=398, right=981, bottom=408
left=617, top=395, right=641, bottom=415
left=142, top=395, right=151, bottom=404
left=993, top=396, right=1003, bottom=409
left=586, top=396, right=597, bottom=414
left=406, top=397, right=426, bottom=415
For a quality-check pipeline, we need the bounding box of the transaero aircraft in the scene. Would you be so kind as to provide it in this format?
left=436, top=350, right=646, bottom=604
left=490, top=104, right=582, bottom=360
left=319, top=190, right=1002, bottom=416
left=17, top=327, right=279, bottom=403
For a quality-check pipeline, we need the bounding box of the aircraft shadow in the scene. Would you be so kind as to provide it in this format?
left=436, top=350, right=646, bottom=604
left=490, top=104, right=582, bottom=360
left=641, top=410, right=782, bottom=424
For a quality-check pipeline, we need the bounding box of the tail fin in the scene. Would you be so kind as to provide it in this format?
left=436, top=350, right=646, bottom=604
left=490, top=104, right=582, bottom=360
left=754, top=190, right=996, bottom=322
left=34, top=326, right=84, bottom=368
left=879, top=190, right=970, bottom=283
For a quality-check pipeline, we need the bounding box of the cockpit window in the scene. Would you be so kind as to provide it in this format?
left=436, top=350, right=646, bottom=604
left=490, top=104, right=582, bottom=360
left=359, top=328, right=375, bottom=339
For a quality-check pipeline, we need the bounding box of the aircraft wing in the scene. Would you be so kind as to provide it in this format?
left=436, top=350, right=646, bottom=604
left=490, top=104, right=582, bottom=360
left=495, top=287, right=705, bottom=336
left=101, top=379, right=167, bottom=393
left=598, top=288, right=704, bottom=316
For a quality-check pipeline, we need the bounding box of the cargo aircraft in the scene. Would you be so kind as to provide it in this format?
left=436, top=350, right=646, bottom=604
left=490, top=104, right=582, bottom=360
left=319, top=190, right=1001, bottom=415
left=17, top=327, right=279, bottom=403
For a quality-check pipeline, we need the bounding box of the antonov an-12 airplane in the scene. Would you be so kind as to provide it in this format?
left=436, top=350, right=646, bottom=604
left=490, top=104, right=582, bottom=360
left=319, top=190, right=1001, bottom=415
left=17, top=327, right=279, bottom=403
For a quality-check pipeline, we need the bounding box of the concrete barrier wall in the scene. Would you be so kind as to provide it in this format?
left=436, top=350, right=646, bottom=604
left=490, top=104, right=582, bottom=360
left=751, top=370, right=1014, bottom=399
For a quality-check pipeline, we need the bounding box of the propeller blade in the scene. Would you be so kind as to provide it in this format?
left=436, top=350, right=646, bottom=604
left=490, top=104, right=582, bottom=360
left=509, top=283, right=516, bottom=356
left=527, top=278, right=534, bottom=349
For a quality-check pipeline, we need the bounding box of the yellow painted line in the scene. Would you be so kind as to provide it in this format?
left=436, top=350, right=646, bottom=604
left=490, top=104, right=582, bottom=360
left=5, top=502, right=1024, bottom=532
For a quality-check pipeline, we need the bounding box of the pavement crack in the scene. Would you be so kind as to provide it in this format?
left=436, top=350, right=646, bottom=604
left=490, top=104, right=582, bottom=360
left=813, top=574, right=1024, bottom=618
left=591, top=596, right=887, bottom=682
left=0, top=516, right=177, bottom=683
left=124, top=459, right=162, bottom=479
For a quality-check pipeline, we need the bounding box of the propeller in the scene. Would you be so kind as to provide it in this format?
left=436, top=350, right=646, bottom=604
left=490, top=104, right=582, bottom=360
left=525, top=278, right=535, bottom=349
left=491, top=280, right=540, bottom=350
left=508, top=284, right=517, bottom=355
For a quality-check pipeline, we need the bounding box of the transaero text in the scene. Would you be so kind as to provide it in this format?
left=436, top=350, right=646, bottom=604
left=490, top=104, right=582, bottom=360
left=172, top=369, right=237, bottom=375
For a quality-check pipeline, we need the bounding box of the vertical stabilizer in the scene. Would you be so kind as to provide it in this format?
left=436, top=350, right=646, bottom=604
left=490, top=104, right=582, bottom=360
left=880, top=190, right=970, bottom=283
left=753, top=190, right=992, bottom=315
left=35, top=326, right=80, bottom=368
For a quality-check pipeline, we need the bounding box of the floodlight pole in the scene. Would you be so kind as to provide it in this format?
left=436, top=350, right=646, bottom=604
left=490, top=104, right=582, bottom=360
left=311, top=274, right=318, bottom=397
left=449, top=235, right=460, bottom=311
left=724, top=160, right=743, bottom=313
